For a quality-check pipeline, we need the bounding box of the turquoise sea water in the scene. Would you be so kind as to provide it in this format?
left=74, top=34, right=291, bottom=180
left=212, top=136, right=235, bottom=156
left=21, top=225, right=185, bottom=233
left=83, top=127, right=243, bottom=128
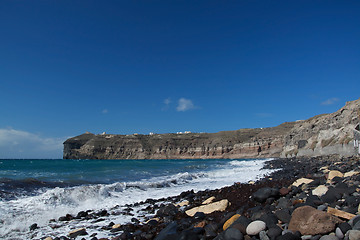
left=0, top=158, right=275, bottom=239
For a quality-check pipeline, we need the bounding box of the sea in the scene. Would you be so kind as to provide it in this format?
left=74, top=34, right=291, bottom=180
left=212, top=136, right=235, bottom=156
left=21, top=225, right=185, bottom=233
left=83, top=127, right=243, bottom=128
left=0, top=158, right=276, bottom=239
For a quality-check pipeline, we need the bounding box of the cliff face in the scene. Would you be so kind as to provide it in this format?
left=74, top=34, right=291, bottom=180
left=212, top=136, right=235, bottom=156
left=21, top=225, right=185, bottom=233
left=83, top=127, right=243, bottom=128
left=63, top=98, right=360, bottom=159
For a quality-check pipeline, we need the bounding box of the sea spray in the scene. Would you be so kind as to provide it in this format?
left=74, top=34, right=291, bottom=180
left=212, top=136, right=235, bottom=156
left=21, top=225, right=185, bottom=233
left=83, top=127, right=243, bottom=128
left=0, top=158, right=276, bottom=239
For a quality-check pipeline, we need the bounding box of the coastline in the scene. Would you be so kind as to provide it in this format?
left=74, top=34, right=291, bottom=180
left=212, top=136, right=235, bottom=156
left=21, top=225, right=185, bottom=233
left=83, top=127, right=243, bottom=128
left=21, top=155, right=360, bottom=240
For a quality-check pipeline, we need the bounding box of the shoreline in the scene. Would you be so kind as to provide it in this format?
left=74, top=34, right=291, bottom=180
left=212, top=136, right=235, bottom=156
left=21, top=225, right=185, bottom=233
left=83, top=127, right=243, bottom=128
left=21, top=155, right=360, bottom=239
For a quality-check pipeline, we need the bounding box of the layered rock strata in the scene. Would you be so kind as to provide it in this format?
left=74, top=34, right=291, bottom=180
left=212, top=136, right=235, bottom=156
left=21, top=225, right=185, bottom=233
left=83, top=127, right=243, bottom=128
left=63, top=98, right=360, bottom=159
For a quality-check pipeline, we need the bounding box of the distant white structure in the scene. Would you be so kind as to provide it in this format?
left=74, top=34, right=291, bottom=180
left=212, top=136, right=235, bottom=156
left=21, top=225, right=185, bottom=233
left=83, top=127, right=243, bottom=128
left=149, top=132, right=155, bottom=136
left=101, top=132, right=106, bottom=135
left=177, top=131, right=192, bottom=134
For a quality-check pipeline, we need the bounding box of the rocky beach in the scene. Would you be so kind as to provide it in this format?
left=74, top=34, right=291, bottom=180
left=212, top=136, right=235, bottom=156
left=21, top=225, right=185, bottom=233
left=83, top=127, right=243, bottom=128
left=25, top=155, right=360, bottom=240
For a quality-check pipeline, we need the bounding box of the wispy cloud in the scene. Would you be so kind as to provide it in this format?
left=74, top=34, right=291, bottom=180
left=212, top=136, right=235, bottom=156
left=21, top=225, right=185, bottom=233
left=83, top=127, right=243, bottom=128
left=0, top=128, right=66, bottom=159
left=321, top=98, right=339, bottom=105
left=162, top=98, right=172, bottom=111
left=102, top=109, right=108, bottom=114
left=177, top=98, right=196, bottom=112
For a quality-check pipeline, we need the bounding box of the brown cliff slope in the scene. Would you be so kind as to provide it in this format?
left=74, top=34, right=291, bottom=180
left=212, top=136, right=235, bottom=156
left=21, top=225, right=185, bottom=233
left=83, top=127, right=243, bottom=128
left=63, top=98, right=360, bottom=159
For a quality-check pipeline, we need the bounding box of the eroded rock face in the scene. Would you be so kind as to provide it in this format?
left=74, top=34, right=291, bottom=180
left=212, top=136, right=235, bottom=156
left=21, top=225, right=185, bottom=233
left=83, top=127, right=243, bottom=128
left=63, top=98, right=360, bottom=159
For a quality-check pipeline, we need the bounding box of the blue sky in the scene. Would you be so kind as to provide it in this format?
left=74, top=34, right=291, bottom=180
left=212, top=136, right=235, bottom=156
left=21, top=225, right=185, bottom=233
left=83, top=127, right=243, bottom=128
left=0, top=1, right=359, bottom=158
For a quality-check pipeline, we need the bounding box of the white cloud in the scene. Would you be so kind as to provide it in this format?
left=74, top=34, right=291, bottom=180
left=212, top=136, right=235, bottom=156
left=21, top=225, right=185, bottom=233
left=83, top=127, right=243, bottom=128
left=164, top=98, right=171, bottom=105
left=177, top=98, right=196, bottom=112
left=321, top=98, right=339, bottom=105
left=0, top=128, right=66, bottom=159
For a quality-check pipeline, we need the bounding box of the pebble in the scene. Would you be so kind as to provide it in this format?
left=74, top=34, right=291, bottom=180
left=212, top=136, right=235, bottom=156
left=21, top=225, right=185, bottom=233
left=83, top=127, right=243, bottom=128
left=246, top=220, right=266, bottom=235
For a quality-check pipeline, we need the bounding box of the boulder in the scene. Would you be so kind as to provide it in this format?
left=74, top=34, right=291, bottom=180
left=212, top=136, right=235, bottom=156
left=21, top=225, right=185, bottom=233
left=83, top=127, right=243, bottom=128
left=223, top=214, right=241, bottom=230
left=288, top=206, right=342, bottom=235
left=291, top=178, right=314, bottom=187
left=312, top=185, right=329, bottom=197
left=68, top=228, right=87, bottom=238
left=185, top=199, right=229, bottom=217
left=246, top=220, right=266, bottom=235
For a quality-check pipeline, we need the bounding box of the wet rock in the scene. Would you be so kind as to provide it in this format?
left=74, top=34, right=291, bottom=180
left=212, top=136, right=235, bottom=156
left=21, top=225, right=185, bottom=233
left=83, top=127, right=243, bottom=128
left=157, top=204, right=178, bottom=217
left=76, top=211, right=88, bottom=218
left=185, top=199, right=229, bottom=216
left=68, top=228, right=87, bottom=238
left=96, top=210, right=108, bottom=217
left=224, top=227, right=243, bottom=240
left=252, top=187, right=279, bottom=203
left=29, top=223, right=38, bottom=231
left=154, top=221, right=179, bottom=240
left=246, top=220, right=266, bottom=235
left=288, top=206, right=342, bottom=235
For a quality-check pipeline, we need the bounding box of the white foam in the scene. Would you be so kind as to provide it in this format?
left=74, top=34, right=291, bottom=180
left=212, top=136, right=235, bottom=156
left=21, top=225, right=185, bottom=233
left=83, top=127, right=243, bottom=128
left=0, top=159, right=274, bottom=239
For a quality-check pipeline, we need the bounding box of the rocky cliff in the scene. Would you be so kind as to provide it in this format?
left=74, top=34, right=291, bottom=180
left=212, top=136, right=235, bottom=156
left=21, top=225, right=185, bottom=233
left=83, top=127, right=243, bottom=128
left=63, top=98, right=360, bottom=159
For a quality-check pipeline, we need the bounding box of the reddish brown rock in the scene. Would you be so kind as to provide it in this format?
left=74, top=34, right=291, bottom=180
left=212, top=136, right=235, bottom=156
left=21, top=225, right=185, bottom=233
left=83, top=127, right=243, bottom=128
left=289, top=206, right=342, bottom=235
left=279, top=187, right=290, bottom=196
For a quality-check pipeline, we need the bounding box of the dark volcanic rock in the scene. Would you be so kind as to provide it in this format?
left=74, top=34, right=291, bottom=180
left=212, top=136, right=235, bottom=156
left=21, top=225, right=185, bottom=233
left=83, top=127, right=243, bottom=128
left=252, top=187, right=280, bottom=203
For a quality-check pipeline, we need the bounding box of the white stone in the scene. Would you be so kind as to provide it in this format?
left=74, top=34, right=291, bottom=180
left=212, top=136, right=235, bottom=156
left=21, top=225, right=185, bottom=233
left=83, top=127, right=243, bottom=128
left=202, top=196, right=215, bottom=205
left=185, top=199, right=229, bottom=217
left=246, top=220, right=266, bottom=235
left=312, top=185, right=329, bottom=197
left=327, top=170, right=343, bottom=182
left=292, top=178, right=314, bottom=187
left=344, top=171, right=359, bottom=178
